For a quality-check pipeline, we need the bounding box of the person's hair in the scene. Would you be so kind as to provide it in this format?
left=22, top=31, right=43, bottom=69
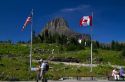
left=38, top=61, right=41, bottom=64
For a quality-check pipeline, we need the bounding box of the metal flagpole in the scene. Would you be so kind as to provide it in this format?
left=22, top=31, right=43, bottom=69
left=30, top=9, right=33, bottom=69
left=90, top=36, right=93, bottom=72
left=90, top=12, right=93, bottom=72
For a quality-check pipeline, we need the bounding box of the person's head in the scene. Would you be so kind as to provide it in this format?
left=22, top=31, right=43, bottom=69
left=114, top=68, right=116, bottom=70
left=38, top=59, right=43, bottom=64
left=39, top=59, right=43, bottom=62
left=120, top=67, right=124, bottom=71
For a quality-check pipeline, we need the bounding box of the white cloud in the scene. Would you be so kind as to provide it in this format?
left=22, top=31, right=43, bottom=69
left=61, top=5, right=91, bottom=12
left=43, top=4, right=92, bottom=21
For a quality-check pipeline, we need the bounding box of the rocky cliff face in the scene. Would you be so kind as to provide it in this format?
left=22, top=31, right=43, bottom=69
left=40, top=17, right=90, bottom=40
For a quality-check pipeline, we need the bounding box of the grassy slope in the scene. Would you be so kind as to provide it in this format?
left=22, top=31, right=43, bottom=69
left=0, top=43, right=124, bottom=80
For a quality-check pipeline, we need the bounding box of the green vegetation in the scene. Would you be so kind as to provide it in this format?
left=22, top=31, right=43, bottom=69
left=0, top=43, right=125, bottom=80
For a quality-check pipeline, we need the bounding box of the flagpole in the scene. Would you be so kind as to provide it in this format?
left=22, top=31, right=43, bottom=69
left=30, top=9, right=33, bottom=69
left=90, top=12, right=93, bottom=72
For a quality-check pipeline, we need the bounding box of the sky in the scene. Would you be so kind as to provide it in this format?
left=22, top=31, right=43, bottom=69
left=0, top=0, right=125, bottom=43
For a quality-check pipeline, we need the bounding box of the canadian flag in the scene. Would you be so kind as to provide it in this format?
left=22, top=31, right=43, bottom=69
left=80, top=16, right=92, bottom=26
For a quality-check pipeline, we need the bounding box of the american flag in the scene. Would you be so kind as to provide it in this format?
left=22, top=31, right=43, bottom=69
left=22, top=10, right=33, bottom=31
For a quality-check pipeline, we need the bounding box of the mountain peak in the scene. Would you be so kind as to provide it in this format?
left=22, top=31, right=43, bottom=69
left=46, top=17, right=68, bottom=29
left=40, top=17, right=91, bottom=40
left=42, top=17, right=71, bottom=35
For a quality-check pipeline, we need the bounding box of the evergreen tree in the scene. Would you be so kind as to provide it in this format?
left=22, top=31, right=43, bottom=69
left=111, top=40, right=121, bottom=51
left=93, top=41, right=100, bottom=49
left=121, top=48, right=125, bottom=57
left=32, top=30, right=41, bottom=43
left=111, top=40, right=115, bottom=50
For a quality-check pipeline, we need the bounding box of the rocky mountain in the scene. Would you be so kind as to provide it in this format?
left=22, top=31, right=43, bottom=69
left=40, top=17, right=90, bottom=40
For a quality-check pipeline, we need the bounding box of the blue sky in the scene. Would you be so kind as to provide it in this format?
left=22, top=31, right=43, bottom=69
left=0, top=0, right=125, bottom=43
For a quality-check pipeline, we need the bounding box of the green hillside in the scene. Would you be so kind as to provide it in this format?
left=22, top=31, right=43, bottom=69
left=0, top=43, right=125, bottom=80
